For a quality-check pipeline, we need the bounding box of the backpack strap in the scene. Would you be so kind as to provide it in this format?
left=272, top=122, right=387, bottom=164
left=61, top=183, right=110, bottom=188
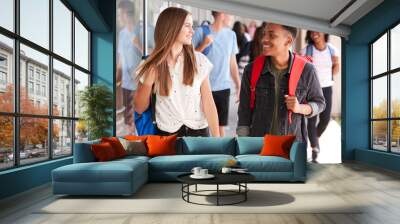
left=287, top=54, right=307, bottom=124
left=250, top=55, right=266, bottom=110
left=306, top=44, right=313, bottom=57
left=201, top=25, right=212, bottom=55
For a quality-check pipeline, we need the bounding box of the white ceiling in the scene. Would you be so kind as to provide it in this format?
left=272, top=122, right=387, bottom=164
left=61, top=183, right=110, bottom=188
left=171, top=0, right=384, bottom=38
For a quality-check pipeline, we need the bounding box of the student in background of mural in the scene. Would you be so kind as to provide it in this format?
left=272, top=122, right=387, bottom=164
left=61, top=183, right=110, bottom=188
left=134, top=7, right=220, bottom=137
left=192, top=11, right=241, bottom=137
left=116, top=0, right=142, bottom=135
left=301, top=31, right=340, bottom=162
left=248, top=26, right=265, bottom=62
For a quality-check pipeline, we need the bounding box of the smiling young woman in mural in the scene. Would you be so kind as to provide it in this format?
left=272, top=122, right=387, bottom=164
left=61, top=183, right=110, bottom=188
left=134, top=7, right=220, bottom=137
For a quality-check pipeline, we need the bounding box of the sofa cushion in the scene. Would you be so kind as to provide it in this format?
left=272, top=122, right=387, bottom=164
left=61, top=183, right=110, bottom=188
left=124, top=135, right=148, bottom=142
left=180, top=137, right=236, bottom=155
left=148, top=154, right=235, bottom=172
left=91, top=142, right=118, bottom=161
left=101, top=137, right=127, bottom=158
left=147, top=135, right=177, bottom=157
left=260, top=135, right=296, bottom=159
left=119, top=138, right=147, bottom=156
left=52, top=159, right=147, bottom=183
left=236, top=155, right=293, bottom=172
left=236, top=137, right=263, bottom=155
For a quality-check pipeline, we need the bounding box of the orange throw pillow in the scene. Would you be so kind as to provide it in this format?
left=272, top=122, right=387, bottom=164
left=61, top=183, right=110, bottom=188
left=101, top=137, right=126, bottom=158
left=124, top=135, right=148, bottom=142
left=146, top=135, right=177, bottom=157
left=91, top=142, right=117, bottom=161
left=260, top=135, right=296, bottom=159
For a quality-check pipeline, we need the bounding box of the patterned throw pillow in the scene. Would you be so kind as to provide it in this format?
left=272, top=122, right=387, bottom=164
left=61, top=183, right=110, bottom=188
left=119, top=138, right=147, bottom=156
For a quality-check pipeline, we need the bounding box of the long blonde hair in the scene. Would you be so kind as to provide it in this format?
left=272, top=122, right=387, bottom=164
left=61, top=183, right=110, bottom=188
left=136, top=7, right=197, bottom=96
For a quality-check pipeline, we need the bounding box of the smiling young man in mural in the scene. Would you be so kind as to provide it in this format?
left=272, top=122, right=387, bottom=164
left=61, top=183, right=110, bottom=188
left=237, top=23, right=325, bottom=144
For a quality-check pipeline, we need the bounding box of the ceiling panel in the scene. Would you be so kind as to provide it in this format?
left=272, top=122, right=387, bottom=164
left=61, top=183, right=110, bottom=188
left=172, top=0, right=384, bottom=38
left=224, top=0, right=352, bottom=21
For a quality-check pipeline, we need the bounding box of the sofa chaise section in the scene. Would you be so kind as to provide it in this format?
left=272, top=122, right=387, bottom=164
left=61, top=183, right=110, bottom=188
left=52, top=141, right=149, bottom=196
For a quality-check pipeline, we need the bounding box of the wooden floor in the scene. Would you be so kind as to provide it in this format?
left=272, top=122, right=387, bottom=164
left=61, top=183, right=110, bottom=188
left=1, top=162, right=400, bottom=224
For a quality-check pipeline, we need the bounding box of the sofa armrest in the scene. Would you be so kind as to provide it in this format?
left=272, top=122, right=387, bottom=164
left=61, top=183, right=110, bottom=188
left=73, top=140, right=100, bottom=163
left=289, top=141, right=307, bottom=181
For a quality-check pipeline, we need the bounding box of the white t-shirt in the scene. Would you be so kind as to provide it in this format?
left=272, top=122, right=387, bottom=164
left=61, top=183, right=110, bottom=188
left=140, top=52, right=213, bottom=133
left=301, top=43, right=337, bottom=88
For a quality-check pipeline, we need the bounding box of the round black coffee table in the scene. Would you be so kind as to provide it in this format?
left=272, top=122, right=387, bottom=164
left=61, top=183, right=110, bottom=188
left=177, top=173, right=255, bottom=206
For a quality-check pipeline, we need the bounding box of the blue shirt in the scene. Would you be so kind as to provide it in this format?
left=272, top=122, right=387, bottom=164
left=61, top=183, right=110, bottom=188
left=193, top=26, right=238, bottom=91
left=118, top=27, right=142, bottom=91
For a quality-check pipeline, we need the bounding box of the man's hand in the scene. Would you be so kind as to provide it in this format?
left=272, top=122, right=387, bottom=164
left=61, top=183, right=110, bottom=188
left=284, top=95, right=301, bottom=113
left=284, top=95, right=313, bottom=115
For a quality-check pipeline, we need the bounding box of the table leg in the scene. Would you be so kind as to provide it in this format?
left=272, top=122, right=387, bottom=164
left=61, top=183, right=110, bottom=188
left=217, top=184, right=219, bottom=206
left=195, top=184, right=197, bottom=192
left=245, top=183, right=247, bottom=201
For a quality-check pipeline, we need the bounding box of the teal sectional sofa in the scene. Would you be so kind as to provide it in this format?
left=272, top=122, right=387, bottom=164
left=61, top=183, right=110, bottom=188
left=52, top=137, right=307, bottom=196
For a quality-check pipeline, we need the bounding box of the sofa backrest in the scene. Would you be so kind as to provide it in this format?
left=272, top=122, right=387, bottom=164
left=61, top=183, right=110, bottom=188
left=178, top=137, right=236, bottom=155
left=74, top=137, right=264, bottom=161
left=73, top=139, right=100, bottom=163
left=236, top=137, right=263, bottom=155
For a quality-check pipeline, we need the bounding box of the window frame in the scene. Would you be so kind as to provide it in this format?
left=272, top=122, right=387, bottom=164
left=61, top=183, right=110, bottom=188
left=370, top=20, right=400, bottom=154
left=0, top=0, right=91, bottom=171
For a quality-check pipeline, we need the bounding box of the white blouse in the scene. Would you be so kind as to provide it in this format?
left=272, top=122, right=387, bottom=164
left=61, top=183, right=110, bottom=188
left=140, top=52, right=213, bottom=133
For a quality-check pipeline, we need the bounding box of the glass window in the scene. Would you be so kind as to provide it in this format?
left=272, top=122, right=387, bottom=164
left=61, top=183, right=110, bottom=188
left=371, top=25, right=400, bottom=154
left=53, top=59, right=72, bottom=117
left=372, top=34, right=387, bottom=76
left=53, top=0, right=72, bottom=60
left=0, top=0, right=14, bottom=31
left=392, top=120, right=400, bottom=153
left=28, top=67, right=34, bottom=80
left=74, top=69, right=89, bottom=118
left=0, top=35, right=14, bottom=113
left=372, top=121, right=388, bottom=151
left=20, top=117, right=49, bottom=165
left=0, top=71, right=6, bottom=85
left=75, top=120, right=88, bottom=143
left=28, top=81, right=34, bottom=94
left=0, top=54, right=7, bottom=67
left=20, top=44, right=49, bottom=115
left=391, top=72, right=400, bottom=118
left=74, top=18, right=89, bottom=70
left=0, top=0, right=92, bottom=170
left=36, top=83, right=40, bottom=95
left=41, top=85, right=46, bottom=96
left=20, top=0, right=49, bottom=49
left=0, top=116, right=13, bottom=170
left=53, top=119, right=72, bottom=158
left=391, top=24, right=400, bottom=70
left=372, top=77, right=387, bottom=119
